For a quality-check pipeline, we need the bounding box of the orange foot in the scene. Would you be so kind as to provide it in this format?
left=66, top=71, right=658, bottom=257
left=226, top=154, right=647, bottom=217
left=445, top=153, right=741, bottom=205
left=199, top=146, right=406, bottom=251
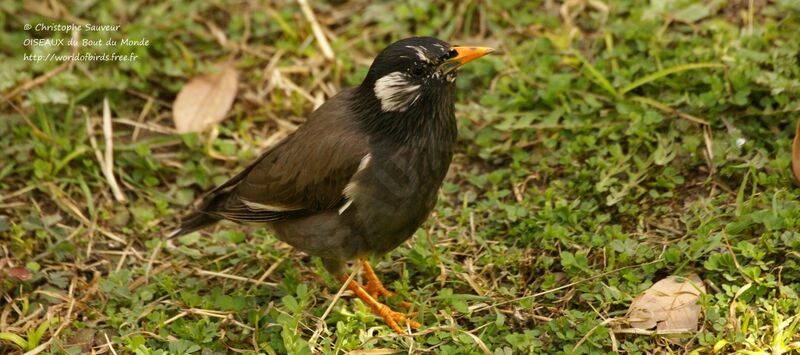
left=338, top=270, right=420, bottom=334
left=361, top=260, right=413, bottom=308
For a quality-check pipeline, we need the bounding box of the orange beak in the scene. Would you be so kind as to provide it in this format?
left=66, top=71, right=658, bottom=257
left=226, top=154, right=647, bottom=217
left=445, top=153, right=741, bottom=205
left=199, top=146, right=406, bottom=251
left=440, top=46, right=494, bottom=73
left=450, top=46, right=495, bottom=65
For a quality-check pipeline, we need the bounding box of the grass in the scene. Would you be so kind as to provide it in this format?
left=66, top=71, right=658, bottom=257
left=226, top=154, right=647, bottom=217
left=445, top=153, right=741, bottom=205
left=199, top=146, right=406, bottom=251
left=2, top=0, right=800, bottom=353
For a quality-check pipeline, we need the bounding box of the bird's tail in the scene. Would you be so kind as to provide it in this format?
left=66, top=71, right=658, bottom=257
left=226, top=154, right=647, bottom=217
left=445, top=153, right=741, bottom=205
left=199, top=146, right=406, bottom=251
left=167, top=190, right=233, bottom=239
left=167, top=211, right=221, bottom=239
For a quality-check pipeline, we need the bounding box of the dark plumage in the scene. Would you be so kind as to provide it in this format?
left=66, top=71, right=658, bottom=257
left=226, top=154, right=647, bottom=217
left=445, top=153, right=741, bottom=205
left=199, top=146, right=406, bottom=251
left=169, top=37, right=493, bottom=333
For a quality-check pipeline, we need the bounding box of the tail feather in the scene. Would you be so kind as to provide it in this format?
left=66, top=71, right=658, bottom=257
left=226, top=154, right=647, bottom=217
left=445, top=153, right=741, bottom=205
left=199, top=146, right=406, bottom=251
left=168, top=190, right=232, bottom=239
left=167, top=211, right=220, bottom=239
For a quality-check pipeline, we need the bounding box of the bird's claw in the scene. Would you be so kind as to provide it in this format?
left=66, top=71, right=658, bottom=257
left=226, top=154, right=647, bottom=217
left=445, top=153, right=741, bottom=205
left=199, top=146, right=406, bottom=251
left=373, top=302, right=421, bottom=334
left=363, top=261, right=413, bottom=308
left=365, top=279, right=412, bottom=308
left=339, top=267, right=420, bottom=334
left=365, top=278, right=392, bottom=299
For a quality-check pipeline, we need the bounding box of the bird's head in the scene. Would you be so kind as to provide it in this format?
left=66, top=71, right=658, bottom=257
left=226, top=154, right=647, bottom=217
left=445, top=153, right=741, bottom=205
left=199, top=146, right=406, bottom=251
left=360, top=37, right=494, bottom=113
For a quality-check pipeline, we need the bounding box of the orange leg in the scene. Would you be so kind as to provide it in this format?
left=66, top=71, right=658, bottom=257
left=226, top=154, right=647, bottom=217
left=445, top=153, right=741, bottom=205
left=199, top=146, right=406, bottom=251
left=338, top=274, right=421, bottom=334
left=362, top=260, right=412, bottom=308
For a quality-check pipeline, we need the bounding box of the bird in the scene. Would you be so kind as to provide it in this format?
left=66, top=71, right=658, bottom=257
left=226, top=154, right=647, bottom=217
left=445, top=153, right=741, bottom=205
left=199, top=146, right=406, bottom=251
left=168, top=37, right=493, bottom=334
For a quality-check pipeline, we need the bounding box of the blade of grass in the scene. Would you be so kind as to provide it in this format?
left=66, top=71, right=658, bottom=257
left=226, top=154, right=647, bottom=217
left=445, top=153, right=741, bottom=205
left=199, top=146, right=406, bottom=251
left=53, top=146, right=89, bottom=174
left=620, top=62, right=725, bottom=95
left=266, top=7, right=297, bottom=39
left=25, top=318, right=54, bottom=351
left=630, top=95, right=710, bottom=125
left=0, top=332, right=27, bottom=350
left=572, top=50, right=620, bottom=98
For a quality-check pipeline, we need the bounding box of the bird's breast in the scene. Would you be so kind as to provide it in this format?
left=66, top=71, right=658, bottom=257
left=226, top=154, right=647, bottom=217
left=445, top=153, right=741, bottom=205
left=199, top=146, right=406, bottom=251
left=342, top=141, right=454, bottom=254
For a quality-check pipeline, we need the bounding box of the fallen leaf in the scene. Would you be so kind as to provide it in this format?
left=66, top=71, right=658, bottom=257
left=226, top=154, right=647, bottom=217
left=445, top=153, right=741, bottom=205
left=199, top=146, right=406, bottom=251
left=792, top=119, right=800, bottom=185
left=626, top=274, right=705, bottom=332
left=6, top=267, right=32, bottom=280
left=173, top=62, right=238, bottom=133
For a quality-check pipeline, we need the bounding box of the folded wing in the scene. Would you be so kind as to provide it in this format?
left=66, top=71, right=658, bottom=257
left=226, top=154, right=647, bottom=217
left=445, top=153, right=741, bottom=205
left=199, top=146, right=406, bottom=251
left=183, top=89, right=369, bottom=226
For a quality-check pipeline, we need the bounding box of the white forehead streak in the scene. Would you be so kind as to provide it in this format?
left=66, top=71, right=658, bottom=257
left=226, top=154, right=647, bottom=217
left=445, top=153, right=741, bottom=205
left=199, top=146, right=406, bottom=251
left=406, top=45, right=429, bottom=62
left=374, top=71, right=421, bottom=112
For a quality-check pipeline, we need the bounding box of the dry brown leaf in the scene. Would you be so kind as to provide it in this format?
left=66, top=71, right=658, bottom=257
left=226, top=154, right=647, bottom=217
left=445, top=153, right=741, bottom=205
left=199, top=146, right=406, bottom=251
left=792, top=119, right=800, bottom=185
left=6, top=267, right=32, bottom=280
left=173, top=62, right=238, bottom=133
left=626, top=274, right=705, bottom=332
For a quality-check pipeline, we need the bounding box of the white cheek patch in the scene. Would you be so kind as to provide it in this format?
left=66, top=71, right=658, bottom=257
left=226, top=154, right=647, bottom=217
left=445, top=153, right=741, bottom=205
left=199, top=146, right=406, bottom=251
left=374, top=72, right=421, bottom=112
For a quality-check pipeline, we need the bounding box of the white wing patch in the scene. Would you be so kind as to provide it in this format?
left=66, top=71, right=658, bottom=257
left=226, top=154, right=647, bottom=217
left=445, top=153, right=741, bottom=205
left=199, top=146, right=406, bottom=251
left=242, top=200, right=299, bottom=212
left=374, top=72, right=421, bottom=112
left=339, top=154, right=371, bottom=215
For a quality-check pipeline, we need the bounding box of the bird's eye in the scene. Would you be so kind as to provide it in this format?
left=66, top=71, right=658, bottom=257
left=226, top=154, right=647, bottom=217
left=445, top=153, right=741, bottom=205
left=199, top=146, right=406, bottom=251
left=410, top=66, right=426, bottom=76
